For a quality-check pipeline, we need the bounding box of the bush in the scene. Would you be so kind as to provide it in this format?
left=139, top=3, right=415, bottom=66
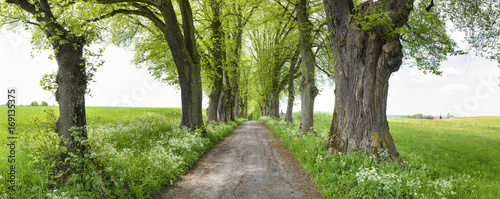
left=41, top=101, right=49, bottom=106
left=31, top=101, right=39, bottom=106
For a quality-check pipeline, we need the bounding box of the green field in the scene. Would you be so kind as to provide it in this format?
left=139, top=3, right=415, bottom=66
left=262, top=114, right=500, bottom=199
left=0, top=106, right=243, bottom=198
left=389, top=117, right=500, bottom=198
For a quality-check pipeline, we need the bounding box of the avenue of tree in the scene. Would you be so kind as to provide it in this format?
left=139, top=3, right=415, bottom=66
left=1, top=0, right=498, bottom=180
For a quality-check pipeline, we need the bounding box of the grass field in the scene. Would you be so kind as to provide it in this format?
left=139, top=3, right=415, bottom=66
left=389, top=117, right=500, bottom=198
left=263, top=114, right=500, bottom=199
left=0, top=106, right=244, bottom=198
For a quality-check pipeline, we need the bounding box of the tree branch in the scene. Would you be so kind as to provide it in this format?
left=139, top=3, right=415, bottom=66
left=425, top=0, right=434, bottom=12
left=315, top=63, right=334, bottom=79
left=90, top=6, right=166, bottom=34
left=273, top=0, right=297, bottom=21
left=95, top=0, right=158, bottom=7
left=26, top=20, right=40, bottom=26
left=5, top=0, right=37, bottom=14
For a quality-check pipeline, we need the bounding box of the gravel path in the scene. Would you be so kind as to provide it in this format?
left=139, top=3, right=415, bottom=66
left=152, top=121, right=323, bottom=199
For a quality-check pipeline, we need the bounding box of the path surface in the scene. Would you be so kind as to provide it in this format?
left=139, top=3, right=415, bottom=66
left=153, top=121, right=323, bottom=199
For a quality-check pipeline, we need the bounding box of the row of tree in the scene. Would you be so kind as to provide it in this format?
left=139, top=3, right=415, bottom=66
left=1, top=0, right=498, bottom=180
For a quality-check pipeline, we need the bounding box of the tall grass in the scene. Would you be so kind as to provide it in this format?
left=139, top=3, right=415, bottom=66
left=0, top=106, right=244, bottom=198
left=262, top=114, right=499, bottom=198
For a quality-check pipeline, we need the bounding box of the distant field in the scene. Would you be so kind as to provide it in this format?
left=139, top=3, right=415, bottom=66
left=388, top=116, right=500, bottom=198
left=0, top=106, right=242, bottom=198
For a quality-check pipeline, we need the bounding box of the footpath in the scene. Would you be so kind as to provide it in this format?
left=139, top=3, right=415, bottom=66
left=153, top=121, right=323, bottom=199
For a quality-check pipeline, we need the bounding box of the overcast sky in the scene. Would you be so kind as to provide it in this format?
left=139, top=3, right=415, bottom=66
left=1, top=30, right=499, bottom=117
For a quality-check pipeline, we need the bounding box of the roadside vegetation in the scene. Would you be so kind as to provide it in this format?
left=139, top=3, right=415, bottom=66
left=262, top=113, right=500, bottom=199
left=0, top=106, right=244, bottom=198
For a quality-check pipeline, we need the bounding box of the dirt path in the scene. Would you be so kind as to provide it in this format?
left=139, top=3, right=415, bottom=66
left=153, top=121, right=323, bottom=199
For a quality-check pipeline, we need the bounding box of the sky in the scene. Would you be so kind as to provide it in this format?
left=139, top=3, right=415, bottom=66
left=1, top=29, right=499, bottom=117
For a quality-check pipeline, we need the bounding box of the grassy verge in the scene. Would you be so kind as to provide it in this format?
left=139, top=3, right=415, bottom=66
left=0, top=106, right=245, bottom=198
left=261, top=114, right=499, bottom=199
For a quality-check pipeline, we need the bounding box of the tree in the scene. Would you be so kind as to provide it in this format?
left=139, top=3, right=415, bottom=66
left=30, top=101, right=39, bottom=106
left=324, top=0, right=414, bottom=161
left=297, top=0, right=319, bottom=132
left=1, top=0, right=107, bottom=174
left=97, top=0, right=204, bottom=131
left=323, top=0, right=462, bottom=162
left=41, top=101, right=49, bottom=106
left=285, top=49, right=300, bottom=123
left=205, top=0, right=225, bottom=123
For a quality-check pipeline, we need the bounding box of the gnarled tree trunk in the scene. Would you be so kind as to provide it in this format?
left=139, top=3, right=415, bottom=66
left=324, top=0, right=413, bottom=161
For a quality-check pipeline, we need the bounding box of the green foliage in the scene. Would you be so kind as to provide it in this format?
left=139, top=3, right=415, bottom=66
left=445, top=0, right=500, bottom=64
left=0, top=107, right=245, bottom=198
left=27, top=108, right=66, bottom=179
left=40, top=72, right=58, bottom=95
left=351, top=8, right=393, bottom=33
left=40, top=101, right=49, bottom=106
left=400, top=0, right=461, bottom=75
left=261, top=114, right=500, bottom=198
left=404, top=113, right=434, bottom=119
left=30, top=101, right=39, bottom=106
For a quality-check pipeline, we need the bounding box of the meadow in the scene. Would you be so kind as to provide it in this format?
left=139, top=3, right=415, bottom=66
left=0, top=106, right=244, bottom=198
left=262, top=114, right=500, bottom=199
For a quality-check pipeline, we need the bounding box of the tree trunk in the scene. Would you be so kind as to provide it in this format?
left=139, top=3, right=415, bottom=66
left=270, top=77, right=280, bottom=118
left=218, top=90, right=227, bottom=122
left=298, top=0, right=318, bottom=132
left=158, top=0, right=204, bottom=130
left=206, top=0, right=223, bottom=123
left=179, top=0, right=204, bottom=130
left=324, top=0, right=413, bottom=161
left=52, top=36, right=88, bottom=174
left=233, top=89, right=240, bottom=118
left=207, top=67, right=223, bottom=123
left=286, top=49, right=300, bottom=124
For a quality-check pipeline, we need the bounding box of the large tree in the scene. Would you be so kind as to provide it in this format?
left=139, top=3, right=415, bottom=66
left=97, top=0, right=204, bottom=130
left=323, top=0, right=414, bottom=161
left=1, top=0, right=106, bottom=175
left=323, top=0, right=460, bottom=161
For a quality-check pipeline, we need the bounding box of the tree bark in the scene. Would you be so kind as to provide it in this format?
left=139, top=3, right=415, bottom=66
left=270, top=77, right=280, bottom=118
left=286, top=49, right=300, bottom=124
left=207, top=67, right=223, bottom=123
left=54, top=36, right=88, bottom=172
left=324, top=0, right=413, bottom=161
left=206, top=0, right=223, bottom=123
left=298, top=0, right=318, bottom=132
left=157, top=0, right=204, bottom=130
